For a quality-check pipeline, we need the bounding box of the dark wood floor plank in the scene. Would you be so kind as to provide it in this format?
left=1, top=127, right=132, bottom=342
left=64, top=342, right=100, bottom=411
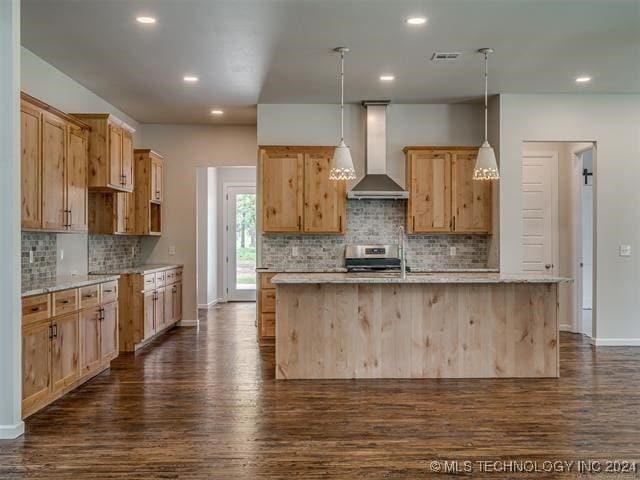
left=1, top=302, right=639, bottom=479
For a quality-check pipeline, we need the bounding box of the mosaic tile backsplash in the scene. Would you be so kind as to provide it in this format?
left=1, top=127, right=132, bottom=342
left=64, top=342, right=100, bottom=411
left=261, top=200, right=489, bottom=270
left=89, top=235, right=143, bottom=272
left=22, top=232, right=57, bottom=282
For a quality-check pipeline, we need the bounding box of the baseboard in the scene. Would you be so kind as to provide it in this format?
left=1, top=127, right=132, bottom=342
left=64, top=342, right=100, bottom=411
left=197, top=299, right=219, bottom=309
left=560, top=324, right=577, bottom=333
left=177, top=319, right=199, bottom=327
left=591, top=337, right=640, bottom=346
left=0, top=421, right=24, bottom=439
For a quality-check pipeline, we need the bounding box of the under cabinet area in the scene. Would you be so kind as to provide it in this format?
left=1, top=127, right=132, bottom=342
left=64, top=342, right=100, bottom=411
left=21, top=279, right=119, bottom=419
left=404, top=146, right=492, bottom=234
left=118, top=267, right=183, bottom=352
left=21, top=93, right=90, bottom=233
left=259, top=146, right=346, bottom=234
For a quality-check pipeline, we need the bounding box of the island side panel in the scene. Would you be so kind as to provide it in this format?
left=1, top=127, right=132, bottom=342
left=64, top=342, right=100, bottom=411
left=276, top=282, right=559, bottom=379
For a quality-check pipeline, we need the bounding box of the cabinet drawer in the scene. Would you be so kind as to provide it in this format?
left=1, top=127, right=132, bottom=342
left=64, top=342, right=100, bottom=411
left=79, top=285, right=100, bottom=309
left=165, top=269, right=176, bottom=285
left=260, top=289, right=276, bottom=313
left=155, top=271, right=166, bottom=287
left=260, top=313, right=275, bottom=338
left=22, top=294, right=51, bottom=325
left=52, top=289, right=78, bottom=317
left=260, top=273, right=277, bottom=289
left=143, top=274, right=156, bottom=291
left=101, top=281, right=118, bottom=304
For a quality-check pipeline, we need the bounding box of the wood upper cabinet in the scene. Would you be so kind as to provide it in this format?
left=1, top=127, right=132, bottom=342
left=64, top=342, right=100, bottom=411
left=22, top=318, right=52, bottom=411
left=115, top=192, right=136, bottom=235
left=303, top=149, right=346, bottom=233
left=151, top=155, right=163, bottom=202
left=451, top=151, right=492, bottom=233
left=41, top=112, right=67, bottom=231
left=21, top=100, right=42, bottom=230
left=51, top=312, right=79, bottom=393
left=72, top=114, right=135, bottom=192
left=260, top=146, right=347, bottom=234
left=134, top=149, right=164, bottom=236
left=405, top=147, right=492, bottom=234
left=100, top=301, right=118, bottom=363
left=21, top=93, right=90, bottom=233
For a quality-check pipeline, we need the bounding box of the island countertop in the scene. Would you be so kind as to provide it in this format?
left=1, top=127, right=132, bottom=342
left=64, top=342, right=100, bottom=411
left=271, top=272, right=571, bottom=285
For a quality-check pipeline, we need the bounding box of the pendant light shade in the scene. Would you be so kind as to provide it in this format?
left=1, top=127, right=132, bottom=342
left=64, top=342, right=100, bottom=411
left=473, top=48, right=499, bottom=181
left=330, top=47, right=356, bottom=181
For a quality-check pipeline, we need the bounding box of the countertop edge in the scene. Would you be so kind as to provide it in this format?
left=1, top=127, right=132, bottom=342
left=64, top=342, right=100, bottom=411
left=271, top=273, right=572, bottom=285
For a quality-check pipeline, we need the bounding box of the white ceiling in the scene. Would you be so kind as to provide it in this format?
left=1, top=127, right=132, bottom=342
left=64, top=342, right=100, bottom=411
left=21, top=0, right=640, bottom=125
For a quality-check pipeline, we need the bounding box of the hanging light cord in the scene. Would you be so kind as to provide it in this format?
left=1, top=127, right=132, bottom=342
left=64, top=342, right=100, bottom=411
left=483, top=51, right=488, bottom=143
left=340, top=50, right=345, bottom=142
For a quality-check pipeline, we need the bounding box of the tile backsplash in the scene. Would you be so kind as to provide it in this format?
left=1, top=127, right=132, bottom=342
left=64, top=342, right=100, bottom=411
left=22, top=232, right=57, bottom=282
left=89, top=235, right=143, bottom=272
left=261, top=200, right=489, bottom=270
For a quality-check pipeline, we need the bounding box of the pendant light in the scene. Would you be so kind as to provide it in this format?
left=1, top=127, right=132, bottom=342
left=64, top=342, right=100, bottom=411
left=329, top=47, right=357, bottom=181
left=473, top=48, right=500, bottom=181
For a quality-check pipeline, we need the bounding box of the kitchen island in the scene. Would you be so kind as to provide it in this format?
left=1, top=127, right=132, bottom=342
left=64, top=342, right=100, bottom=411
left=272, top=272, right=570, bottom=380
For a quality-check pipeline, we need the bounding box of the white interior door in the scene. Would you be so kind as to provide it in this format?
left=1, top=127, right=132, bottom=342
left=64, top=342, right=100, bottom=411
left=226, top=186, right=257, bottom=301
left=522, top=151, right=558, bottom=275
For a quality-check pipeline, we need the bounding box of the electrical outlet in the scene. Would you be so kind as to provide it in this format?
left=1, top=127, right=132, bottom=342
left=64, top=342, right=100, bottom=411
left=168, top=245, right=176, bottom=256
left=449, top=246, right=457, bottom=257
left=131, top=246, right=136, bottom=256
left=292, top=246, right=300, bottom=257
left=60, top=249, right=64, bottom=260
left=619, top=244, right=632, bottom=257
left=29, top=249, right=34, bottom=264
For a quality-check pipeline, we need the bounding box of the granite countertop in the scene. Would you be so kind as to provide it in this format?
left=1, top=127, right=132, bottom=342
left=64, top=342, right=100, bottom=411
left=256, top=267, right=499, bottom=274
left=22, top=274, right=121, bottom=298
left=271, top=272, right=572, bottom=285
left=90, top=264, right=183, bottom=275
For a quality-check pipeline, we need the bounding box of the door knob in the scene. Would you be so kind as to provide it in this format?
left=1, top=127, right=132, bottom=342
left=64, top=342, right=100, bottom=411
left=545, top=264, right=552, bottom=269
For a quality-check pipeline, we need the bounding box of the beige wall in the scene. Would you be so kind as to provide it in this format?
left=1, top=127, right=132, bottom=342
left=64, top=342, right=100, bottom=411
left=500, top=94, right=640, bottom=345
left=140, top=124, right=257, bottom=321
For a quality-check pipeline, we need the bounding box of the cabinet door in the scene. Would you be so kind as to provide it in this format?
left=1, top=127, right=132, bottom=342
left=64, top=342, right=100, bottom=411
left=151, top=157, right=163, bottom=202
left=66, top=125, right=88, bottom=232
left=22, top=319, right=52, bottom=410
left=407, top=150, right=451, bottom=233
left=114, top=192, right=128, bottom=234
left=303, top=150, right=346, bottom=233
left=100, top=301, right=118, bottom=362
left=121, top=130, right=134, bottom=191
left=260, top=149, right=303, bottom=232
left=21, top=101, right=42, bottom=229
left=451, top=151, right=492, bottom=233
left=164, top=284, right=175, bottom=326
left=143, top=291, right=156, bottom=339
left=51, top=312, right=79, bottom=393
left=155, top=288, right=166, bottom=331
left=108, top=125, right=123, bottom=188
left=41, top=112, right=67, bottom=231
left=80, top=307, right=101, bottom=374
left=174, top=282, right=182, bottom=321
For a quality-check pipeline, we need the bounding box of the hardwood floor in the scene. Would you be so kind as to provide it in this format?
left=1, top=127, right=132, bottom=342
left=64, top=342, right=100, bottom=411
left=1, top=302, right=640, bottom=479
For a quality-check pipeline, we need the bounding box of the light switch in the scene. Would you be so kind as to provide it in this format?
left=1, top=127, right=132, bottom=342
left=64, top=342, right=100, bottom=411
left=619, top=244, right=632, bottom=257
left=449, top=246, right=457, bottom=257
left=168, top=245, right=176, bottom=256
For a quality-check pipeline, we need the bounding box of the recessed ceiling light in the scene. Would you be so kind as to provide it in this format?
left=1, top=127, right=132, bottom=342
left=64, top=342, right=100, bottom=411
left=210, top=109, right=224, bottom=115
left=380, top=75, right=395, bottom=82
left=405, top=16, right=427, bottom=25
left=183, top=75, right=199, bottom=83
left=136, top=16, right=156, bottom=24
left=575, top=76, right=592, bottom=83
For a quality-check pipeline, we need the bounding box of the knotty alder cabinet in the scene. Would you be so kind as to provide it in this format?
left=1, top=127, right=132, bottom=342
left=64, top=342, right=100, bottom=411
left=134, top=149, right=164, bottom=235
left=256, top=272, right=277, bottom=345
left=21, top=280, right=119, bottom=418
left=259, top=146, right=346, bottom=234
left=71, top=114, right=135, bottom=192
left=404, top=147, right=492, bottom=234
left=118, top=267, right=182, bottom=352
left=21, top=93, right=90, bottom=232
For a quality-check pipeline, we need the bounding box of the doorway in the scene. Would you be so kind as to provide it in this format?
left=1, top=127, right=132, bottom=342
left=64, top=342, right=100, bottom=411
left=521, top=142, right=595, bottom=337
left=225, top=185, right=257, bottom=301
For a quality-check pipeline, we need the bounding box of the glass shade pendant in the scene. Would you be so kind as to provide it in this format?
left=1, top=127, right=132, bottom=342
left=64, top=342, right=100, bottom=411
left=473, top=48, right=500, bottom=181
left=330, top=47, right=356, bottom=181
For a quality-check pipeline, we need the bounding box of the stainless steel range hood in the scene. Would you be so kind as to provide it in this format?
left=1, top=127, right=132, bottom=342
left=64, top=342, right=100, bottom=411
left=348, top=101, right=409, bottom=200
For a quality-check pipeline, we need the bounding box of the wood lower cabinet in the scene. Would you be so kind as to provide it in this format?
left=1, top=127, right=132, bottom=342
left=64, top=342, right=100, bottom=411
left=259, top=146, right=347, bottom=234
left=257, top=272, right=277, bottom=345
left=119, top=267, right=183, bottom=352
left=404, top=146, right=492, bottom=234
left=21, top=280, right=119, bottom=419
left=21, top=93, right=89, bottom=233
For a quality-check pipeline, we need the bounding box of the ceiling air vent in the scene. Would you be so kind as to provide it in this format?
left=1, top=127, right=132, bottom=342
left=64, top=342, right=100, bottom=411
left=430, top=52, right=461, bottom=61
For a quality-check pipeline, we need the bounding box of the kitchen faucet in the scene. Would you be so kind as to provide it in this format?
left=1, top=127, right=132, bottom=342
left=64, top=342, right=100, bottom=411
left=398, top=226, right=406, bottom=279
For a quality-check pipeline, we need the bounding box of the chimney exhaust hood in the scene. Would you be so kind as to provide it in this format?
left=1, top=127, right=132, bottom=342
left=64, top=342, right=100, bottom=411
left=347, top=101, right=409, bottom=200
